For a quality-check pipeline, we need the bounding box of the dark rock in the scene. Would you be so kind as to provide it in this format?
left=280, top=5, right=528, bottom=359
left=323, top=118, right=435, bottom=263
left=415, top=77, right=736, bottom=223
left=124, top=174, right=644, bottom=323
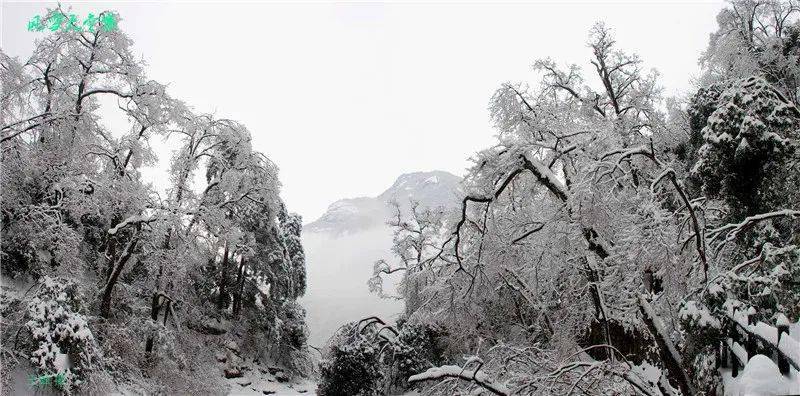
left=237, top=380, right=252, bottom=386
left=262, top=391, right=275, bottom=395
left=267, top=366, right=281, bottom=375
left=275, top=371, right=290, bottom=382
left=224, top=367, right=242, bottom=378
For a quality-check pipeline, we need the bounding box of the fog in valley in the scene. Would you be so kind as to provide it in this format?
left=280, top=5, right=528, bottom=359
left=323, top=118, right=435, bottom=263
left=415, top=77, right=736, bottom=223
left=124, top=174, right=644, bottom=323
left=301, top=229, right=402, bottom=347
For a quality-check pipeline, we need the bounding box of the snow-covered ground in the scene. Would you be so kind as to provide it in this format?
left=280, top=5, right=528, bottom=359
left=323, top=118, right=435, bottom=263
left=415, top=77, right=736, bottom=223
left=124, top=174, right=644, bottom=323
left=215, top=338, right=318, bottom=395
left=223, top=364, right=317, bottom=395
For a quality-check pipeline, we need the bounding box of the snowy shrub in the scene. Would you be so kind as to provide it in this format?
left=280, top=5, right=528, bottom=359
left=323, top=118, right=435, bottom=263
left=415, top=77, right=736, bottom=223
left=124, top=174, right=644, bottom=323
left=387, top=320, right=448, bottom=390
left=25, top=277, right=97, bottom=392
left=278, top=302, right=308, bottom=350
left=318, top=323, right=385, bottom=396
left=94, top=321, right=144, bottom=381
left=318, top=319, right=449, bottom=395
left=678, top=299, right=724, bottom=390
left=269, top=301, right=313, bottom=376
left=681, top=232, right=800, bottom=392
left=688, top=84, right=724, bottom=138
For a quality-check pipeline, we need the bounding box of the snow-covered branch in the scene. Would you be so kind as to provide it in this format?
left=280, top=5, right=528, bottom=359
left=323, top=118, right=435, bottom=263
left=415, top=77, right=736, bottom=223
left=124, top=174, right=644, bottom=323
left=638, top=295, right=695, bottom=395
left=707, top=209, right=800, bottom=244
left=408, top=364, right=510, bottom=396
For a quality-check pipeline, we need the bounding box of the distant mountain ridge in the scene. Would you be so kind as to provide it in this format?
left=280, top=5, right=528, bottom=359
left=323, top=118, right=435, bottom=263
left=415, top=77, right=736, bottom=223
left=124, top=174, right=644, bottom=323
left=304, top=170, right=463, bottom=235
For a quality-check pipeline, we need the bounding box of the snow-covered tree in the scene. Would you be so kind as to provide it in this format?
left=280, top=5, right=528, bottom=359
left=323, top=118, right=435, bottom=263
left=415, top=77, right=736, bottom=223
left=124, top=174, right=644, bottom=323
left=377, top=12, right=799, bottom=395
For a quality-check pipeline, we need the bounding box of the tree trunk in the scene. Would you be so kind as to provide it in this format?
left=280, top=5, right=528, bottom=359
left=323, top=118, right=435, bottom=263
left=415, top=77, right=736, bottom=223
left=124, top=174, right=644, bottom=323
left=217, top=244, right=230, bottom=311
left=232, top=257, right=246, bottom=318
left=100, top=237, right=137, bottom=318
left=144, top=292, right=162, bottom=355
left=144, top=156, right=189, bottom=360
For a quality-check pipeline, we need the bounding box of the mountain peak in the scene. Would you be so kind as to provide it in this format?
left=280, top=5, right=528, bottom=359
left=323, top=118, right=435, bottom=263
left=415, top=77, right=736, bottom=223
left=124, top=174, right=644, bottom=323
left=305, top=170, right=462, bottom=235
left=380, top=170, right=462, bottom=199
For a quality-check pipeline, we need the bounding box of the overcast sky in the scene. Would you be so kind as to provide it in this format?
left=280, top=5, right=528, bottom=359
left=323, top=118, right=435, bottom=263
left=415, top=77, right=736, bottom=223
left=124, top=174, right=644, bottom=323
left=2, top=0, right=726, bottom=221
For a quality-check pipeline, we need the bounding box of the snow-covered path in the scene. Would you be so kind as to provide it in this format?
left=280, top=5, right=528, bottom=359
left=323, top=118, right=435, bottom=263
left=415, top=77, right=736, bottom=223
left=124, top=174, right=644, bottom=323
left=222, top=356, right=317, bottom=395
left=225, top=375, right=317, bottom=396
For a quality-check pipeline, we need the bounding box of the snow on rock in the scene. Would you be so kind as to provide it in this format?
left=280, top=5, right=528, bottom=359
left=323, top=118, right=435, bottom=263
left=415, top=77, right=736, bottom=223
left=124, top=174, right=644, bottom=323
left=215, top=341, right=315, bottom=395
left=225, top=339, right=240, bottom=353
left=223, top=363, right=316, bottom=395
left=187, top=316, right=229, bottom=335
left=224, top=367, right=243, bottom=379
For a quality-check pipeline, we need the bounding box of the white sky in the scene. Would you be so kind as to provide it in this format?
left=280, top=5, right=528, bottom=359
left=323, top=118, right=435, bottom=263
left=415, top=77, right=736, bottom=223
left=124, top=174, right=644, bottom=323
left=2, top=0, right=726, bottom=222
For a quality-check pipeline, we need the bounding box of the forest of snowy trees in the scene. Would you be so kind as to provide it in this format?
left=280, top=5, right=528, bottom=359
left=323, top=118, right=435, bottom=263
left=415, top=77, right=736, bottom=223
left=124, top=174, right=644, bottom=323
left=321, top=2, right=800, bottom=395
left=1, top=8, right=311, bottom=395
left=2, top=1, right=800, bottom=395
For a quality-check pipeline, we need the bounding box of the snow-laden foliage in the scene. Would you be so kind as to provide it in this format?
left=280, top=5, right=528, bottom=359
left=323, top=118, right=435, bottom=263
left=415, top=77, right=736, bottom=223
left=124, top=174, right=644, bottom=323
left=693, top=76, right=800, bottom=217
left=25, top=277, right=96, bottom=393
